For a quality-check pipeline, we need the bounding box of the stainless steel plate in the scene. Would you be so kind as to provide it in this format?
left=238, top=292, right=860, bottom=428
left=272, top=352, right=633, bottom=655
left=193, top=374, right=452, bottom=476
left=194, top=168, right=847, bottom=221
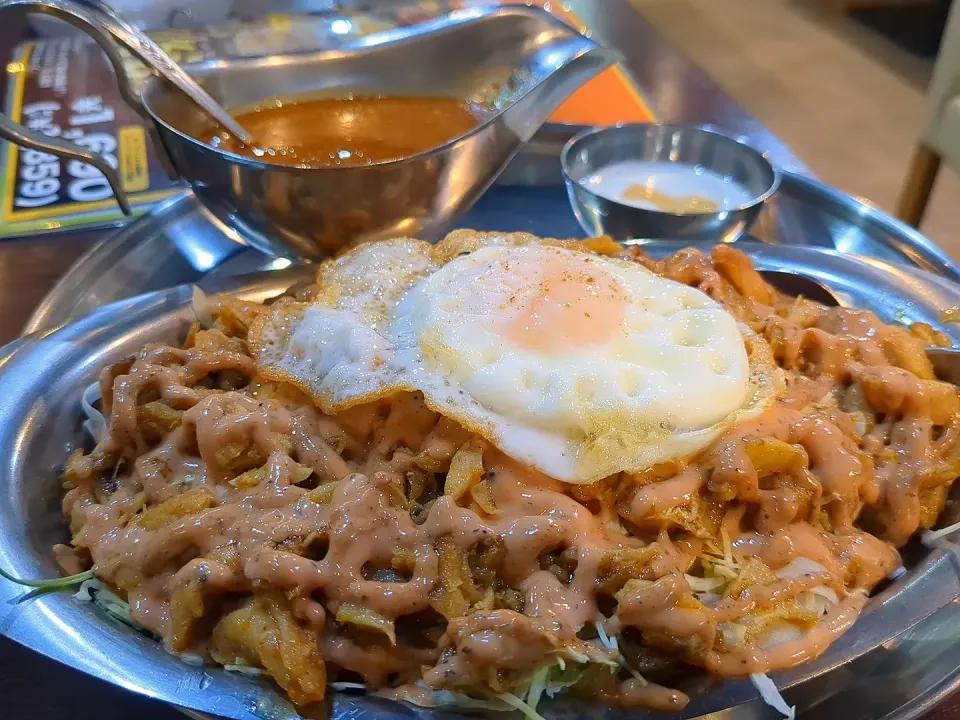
left=3, top=243, right=960, bottom=720
left=23, top=170, right=960, bottom=338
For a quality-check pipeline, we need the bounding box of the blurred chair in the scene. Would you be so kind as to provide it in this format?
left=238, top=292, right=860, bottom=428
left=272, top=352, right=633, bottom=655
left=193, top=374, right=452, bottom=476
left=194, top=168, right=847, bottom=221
left=896, top=0, right=960, bottom=227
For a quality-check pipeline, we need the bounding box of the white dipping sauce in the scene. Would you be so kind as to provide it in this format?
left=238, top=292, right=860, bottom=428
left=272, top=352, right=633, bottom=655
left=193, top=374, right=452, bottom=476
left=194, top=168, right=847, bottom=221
left=580, top=160, right=753, bottom=213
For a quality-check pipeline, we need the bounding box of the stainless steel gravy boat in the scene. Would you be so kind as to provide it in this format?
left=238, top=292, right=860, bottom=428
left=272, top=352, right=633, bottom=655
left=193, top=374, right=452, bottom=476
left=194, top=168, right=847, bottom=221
left=0, top=1, right=618, bottom=259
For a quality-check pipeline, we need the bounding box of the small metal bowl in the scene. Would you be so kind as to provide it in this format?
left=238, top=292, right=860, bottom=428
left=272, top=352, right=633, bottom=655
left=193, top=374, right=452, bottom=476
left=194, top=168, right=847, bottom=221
left=561, top=124, right=780, bottom=242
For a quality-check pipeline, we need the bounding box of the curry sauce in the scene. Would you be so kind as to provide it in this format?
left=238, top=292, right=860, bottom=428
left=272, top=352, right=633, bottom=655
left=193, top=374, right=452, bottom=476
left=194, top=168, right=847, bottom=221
left=204, top=96, right=482, bottom=167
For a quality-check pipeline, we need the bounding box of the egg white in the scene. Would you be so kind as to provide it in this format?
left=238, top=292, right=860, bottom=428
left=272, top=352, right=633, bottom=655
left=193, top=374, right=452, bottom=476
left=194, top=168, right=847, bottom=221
left=250, top=231, right=782, bottom=483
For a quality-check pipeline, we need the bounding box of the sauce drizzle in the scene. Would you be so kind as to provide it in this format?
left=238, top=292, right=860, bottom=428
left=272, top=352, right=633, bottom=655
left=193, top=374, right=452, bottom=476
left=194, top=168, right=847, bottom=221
left=59, top=235, right=959, bottom=712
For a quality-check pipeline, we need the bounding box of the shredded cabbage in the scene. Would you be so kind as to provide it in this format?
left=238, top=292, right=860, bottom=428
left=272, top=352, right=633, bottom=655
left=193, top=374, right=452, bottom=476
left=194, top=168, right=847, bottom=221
left=721, top=528, right=735, bottom=566
left=775, top=557, right=827, bottom=580
left=191, top=286, right=216, bottom=328
left=624, top=664, right=648, bottom=685
left=561, top=646, right=590, bottom=664
left=225, top=664, right=268, bottom=677
left=498, top=691, right=549, bottom=720
left=684, top=574, right=725, bottom=593
left=75, top=578, right=142, bottom=630
left=544, top=665, right=586, bottom=698
left=807, top=586, right=838, bottom=605
left=702, top=530, right=741, bottom=581
left=922, top=525, right=960, bottom=561
left=758, top=621, right=804, bottom=650
left=81, top=381, right=106, bottom=444
left=750, top=673, right=795, bottom=720
left=525, top=647, right=606, bottom=709
left=710, top=563, right=740, bottom=580
left=695, top=590, right=723, bottom=607
left=526, top=665, right=551, bottom=711
left=518, top=644, right=616, bottom=711
left=75, top=578, right=101, bottom=596
left=594, top=621, right=618, bottom=651
left=330, top=682, right=367, bottom=691
left=799, top=585, right=839, bottom=616
left=923, top=520, right=960, bottom=545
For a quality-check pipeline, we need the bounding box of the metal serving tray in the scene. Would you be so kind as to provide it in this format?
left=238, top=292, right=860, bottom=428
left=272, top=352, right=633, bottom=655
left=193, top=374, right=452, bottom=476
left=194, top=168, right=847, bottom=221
left=3, top=242, right=960, bottom=720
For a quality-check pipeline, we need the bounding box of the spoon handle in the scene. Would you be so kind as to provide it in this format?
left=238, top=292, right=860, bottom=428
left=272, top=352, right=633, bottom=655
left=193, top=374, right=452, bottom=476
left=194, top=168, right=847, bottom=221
left=79, top=0, right=253, bottom=143
left=926, top=347, right=960, bottom=386
left=17, top=0, right=253, bottom=144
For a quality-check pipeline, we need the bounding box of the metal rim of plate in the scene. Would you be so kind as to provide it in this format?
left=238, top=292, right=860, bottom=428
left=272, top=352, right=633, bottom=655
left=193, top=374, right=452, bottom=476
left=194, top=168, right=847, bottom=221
left=5, top=242, right=960, bottom=720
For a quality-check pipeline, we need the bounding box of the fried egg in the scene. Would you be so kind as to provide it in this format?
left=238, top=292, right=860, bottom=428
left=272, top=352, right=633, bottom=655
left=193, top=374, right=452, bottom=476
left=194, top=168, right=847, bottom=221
left=250, top=231, right=781, bottom=483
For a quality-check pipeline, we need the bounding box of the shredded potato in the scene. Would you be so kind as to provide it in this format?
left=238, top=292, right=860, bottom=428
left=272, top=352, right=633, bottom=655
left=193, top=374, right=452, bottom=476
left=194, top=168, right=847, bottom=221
left=130, top=488, right=217, bottom=531
left=58, top=237, right=960, bottom=712
left=445, top=443, right=486, bottom=503
left=211, top=594, right=327, bottom=705
left=431, top=536, right=477, bottom=620
left=335, top=603, right=397, bottom=645
left=744, top=438, right=806, bottom=478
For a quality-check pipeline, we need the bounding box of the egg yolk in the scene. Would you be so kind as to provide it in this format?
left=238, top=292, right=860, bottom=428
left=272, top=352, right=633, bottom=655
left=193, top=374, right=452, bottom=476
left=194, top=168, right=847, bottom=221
left=465, top=248, right=628, bottom=355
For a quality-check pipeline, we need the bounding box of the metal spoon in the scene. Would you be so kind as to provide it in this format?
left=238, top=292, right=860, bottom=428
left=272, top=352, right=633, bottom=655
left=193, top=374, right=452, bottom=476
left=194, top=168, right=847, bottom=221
left=49, top=0, right=253, bottom=144
left=760, top=270, right=842, bottom=307
left=760, top=269, right=960, bottom=385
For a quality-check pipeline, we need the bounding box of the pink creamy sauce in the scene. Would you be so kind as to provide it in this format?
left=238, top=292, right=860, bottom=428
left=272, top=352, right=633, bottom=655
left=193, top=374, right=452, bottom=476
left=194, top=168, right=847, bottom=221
left=58, top=241, right=960, bottom=712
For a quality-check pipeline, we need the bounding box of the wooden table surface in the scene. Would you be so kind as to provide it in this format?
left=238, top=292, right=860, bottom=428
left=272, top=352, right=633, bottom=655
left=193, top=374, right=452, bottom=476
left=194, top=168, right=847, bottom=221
left=0, top=2, right=956, bottom=719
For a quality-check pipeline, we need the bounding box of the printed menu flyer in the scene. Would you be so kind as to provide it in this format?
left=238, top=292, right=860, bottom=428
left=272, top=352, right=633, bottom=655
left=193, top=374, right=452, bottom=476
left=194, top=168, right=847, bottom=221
left=0, top=0, right=653, bottom=239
